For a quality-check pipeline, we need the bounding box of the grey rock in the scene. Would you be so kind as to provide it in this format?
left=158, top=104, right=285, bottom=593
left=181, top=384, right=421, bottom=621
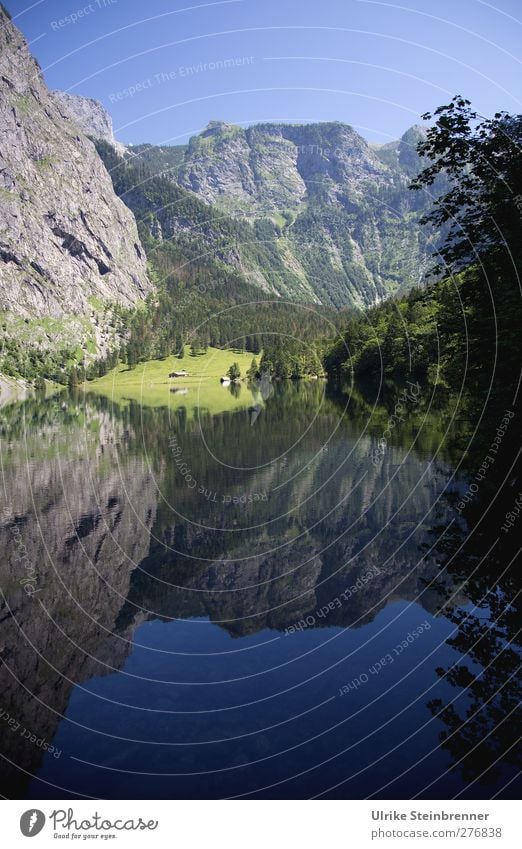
left=179, top=121, right=389, bottom=210
left=0, top=7, right=150, bottom=324
left=52, top=90, right=127, bottom=156
left=135, top=119, right=438, bottom=307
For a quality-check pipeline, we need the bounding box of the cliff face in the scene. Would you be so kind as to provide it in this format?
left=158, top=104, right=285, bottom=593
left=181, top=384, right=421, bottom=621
left=125, top=120, right=438, bottom=308
left=52, top=91, right=127, bottom=156
left=179, top=120, right=388, bottom=210
left=0, top=7, right=150, bottom=321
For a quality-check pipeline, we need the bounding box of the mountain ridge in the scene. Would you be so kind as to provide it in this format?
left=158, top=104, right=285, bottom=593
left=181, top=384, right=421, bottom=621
left=0, top=7, right=151, bottom=383
left=122, top=118, right=437, bottom=308
left=4, top=43, right=435, bottom=314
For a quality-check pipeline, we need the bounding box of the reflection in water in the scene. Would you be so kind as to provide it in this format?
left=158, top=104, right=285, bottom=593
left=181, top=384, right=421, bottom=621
left=0, top=402, right=158, bottom=796
left=0, top=381, right=519, bottom=799
left=227, top=381, right=242, bottom=399
left=423, top=397, right=522, bottom=793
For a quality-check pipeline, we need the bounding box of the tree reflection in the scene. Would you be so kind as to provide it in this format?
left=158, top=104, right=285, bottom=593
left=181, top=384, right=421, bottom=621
left=426, top=389, right=521, bottom=791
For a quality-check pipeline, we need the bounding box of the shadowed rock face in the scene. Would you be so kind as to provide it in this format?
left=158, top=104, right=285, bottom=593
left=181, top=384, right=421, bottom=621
left=0, top=7, right=150, bottom=320
left=0, top=404, right=158, bottom=797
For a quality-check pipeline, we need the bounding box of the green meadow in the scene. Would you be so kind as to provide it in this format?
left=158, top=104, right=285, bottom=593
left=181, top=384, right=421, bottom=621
left=86, top=347, right=261, bottom=416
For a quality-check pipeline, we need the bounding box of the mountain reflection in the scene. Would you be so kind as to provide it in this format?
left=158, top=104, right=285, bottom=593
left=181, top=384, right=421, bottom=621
left=0, top=400, right=157, bottom=795
left=0, top=383, right=518, bottom=798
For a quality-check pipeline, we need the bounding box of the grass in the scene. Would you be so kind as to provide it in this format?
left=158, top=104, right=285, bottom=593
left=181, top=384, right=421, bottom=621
left=86, top=346, right=262, bottom=416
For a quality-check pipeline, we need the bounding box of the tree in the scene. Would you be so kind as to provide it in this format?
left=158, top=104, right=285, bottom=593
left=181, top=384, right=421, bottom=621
left=126, top=341, right=139, bottom=368
left=34, top=376, right=46, bottom=395
left=411, top=96, right=522, bottom=276
left=227, top=362, right=241, bottom=381
left=157, top=335, right=170, bottom=359
left=247, top=357, right=259, bottom=381
left=68, top=367, right=79, bottom=390
left=381, top=311, right=407, bottom=375
left=411, top=96, right=522, bottom=392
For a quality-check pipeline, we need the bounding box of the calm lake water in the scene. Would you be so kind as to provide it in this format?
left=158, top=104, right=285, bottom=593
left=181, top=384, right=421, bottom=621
left=0, top=379, right=520, bottom=799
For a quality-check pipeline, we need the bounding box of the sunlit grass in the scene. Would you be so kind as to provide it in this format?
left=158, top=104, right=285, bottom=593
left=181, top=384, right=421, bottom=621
left=86, top=346, right=261, bottom=416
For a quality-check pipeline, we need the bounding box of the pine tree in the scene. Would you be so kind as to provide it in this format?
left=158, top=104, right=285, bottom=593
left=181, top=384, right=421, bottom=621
left=68, top=367, right=79, bottom=390
left=126, top=342, right=138, bottom=368
left=247, top=357, right=259, bottom=381
left=227, top=362, right=241, bottom=381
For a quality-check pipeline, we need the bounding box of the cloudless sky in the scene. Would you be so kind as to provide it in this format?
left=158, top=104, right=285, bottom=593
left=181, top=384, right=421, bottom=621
left=6, top=0, right=522, bottom=146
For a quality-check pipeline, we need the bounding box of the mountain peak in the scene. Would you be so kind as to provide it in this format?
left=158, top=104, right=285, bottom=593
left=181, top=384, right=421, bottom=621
left=400, top=124, right=427, bottom=143
left=201, top=119, right=239, bottom=137
left=52, top=91, right=126, bottom=155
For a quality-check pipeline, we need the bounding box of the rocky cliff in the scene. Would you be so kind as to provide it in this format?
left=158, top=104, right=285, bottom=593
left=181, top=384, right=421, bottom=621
left=52, top=90, right=127, bottom=156
left=0, top=7, right=150, bottom=349
left=179, top=120, right=388, bottom=210
left=123, top=120, right=439, bottom=308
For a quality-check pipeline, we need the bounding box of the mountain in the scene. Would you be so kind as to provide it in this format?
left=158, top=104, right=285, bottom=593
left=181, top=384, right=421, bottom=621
left=0, top=1, right=439, bottom=388
left=179, top=119, right=388, bottom=208
left=52, top=90, right=126, bottom=156
left=128, top=119, right=438, bottom=308
left=373, top=124, right=429, bottom=175
left=0, top=6, right=150, bottom=382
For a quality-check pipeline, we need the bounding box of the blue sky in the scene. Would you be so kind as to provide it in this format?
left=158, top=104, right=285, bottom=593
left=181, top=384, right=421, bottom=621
left=7, top=0, right=522, bottom=145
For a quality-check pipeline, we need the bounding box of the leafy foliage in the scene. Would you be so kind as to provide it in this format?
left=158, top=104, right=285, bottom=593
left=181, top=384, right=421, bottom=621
left=412, top=96, right=522, bottom=276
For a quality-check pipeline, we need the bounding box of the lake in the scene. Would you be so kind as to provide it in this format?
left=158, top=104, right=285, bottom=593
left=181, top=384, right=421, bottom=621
left=0, top=378, right=519, bottom=799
